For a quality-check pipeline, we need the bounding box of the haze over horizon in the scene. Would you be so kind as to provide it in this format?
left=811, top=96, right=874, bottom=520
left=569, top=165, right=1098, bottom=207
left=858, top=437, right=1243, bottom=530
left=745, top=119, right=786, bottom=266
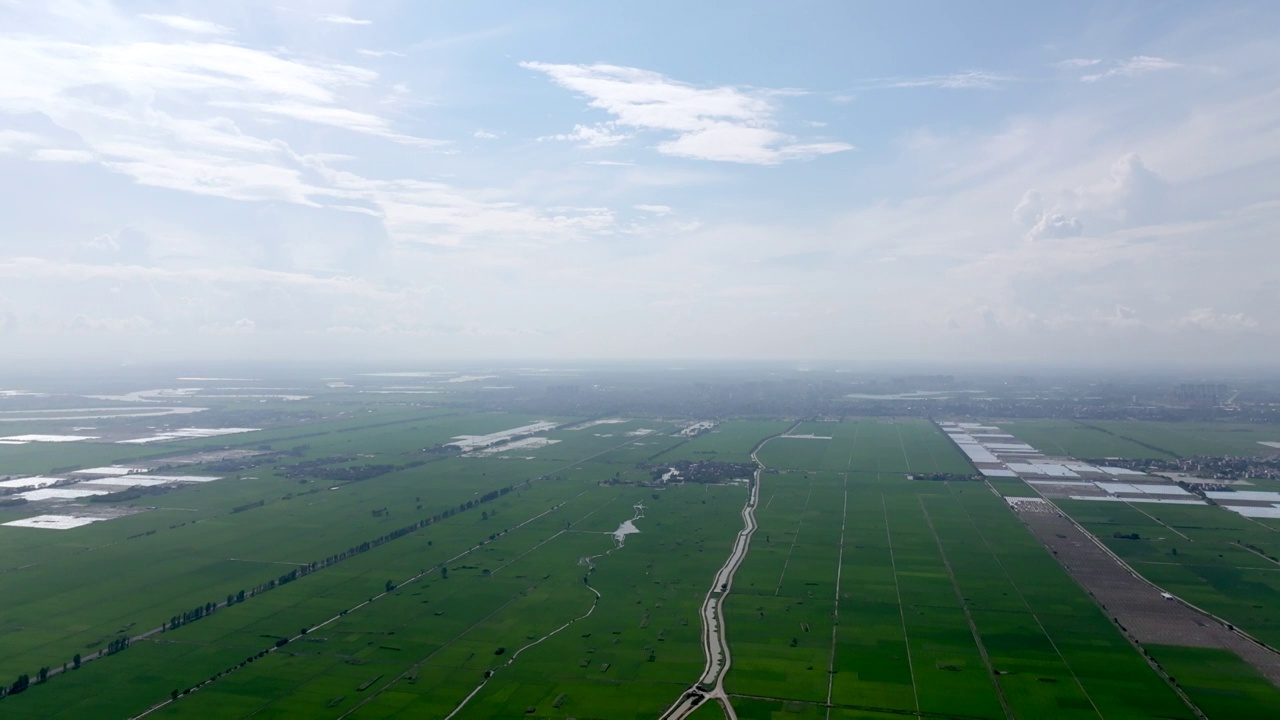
left=1, top=1, right=1277, bottom=367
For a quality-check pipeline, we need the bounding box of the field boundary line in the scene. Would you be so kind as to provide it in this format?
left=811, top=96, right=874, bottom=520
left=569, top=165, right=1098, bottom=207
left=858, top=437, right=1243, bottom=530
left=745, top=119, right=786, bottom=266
left=948, top=487, right=1105, bottom=718
left=126, top=429, right=666, bottom=717
left=916, top=423, right=942, bottom=472
left=917, top=496, right=1014, bottom=720
left=491, top=492, right=623, bottom=575
left=341, top=587, right=542, bottom=720
left=1232, top=541, right=1280, bottom=567
left=130, top=488, right=592, bottom=720
left=881, top=492, right=921, bottom=715
left=16, top=423, right=650, bottom=701
left=356, top=498, right=646, bottom=719
left=894, top=423, right=912, bottom=473
left=992, top=478, right=1210, bottom=719
left=1123, top=500, right=1192, bottom=542
left=1040, top=487, right=1280, bottom=667
left=774, top=479, right=815, bottom=595
left=728, top=691, right=998, bottom=719
left=111, top=427, right=665, bottom=707
left=824, top=476, right=848, bottom=719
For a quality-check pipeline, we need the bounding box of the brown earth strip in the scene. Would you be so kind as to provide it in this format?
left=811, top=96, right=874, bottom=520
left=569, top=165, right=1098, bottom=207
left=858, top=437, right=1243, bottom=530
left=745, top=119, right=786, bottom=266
left=1011, top=499, right=1280, bottom=686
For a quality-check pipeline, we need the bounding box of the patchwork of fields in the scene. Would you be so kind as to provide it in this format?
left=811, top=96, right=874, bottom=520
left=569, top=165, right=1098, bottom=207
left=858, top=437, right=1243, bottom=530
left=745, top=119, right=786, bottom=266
left=998, top=420, right=1280, bottom=460
left=1, top=410, right=1277, bottom=718
left=726, top=421, right=1194, bottom=720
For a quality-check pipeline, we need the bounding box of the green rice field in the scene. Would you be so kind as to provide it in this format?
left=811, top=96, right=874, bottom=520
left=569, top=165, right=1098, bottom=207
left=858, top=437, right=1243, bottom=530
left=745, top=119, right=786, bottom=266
left=1, top=410, right=1271, bottom=718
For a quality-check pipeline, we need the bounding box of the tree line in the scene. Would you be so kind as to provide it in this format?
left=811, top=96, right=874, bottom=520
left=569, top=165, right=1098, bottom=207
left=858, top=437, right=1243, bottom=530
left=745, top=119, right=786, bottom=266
left=1, top=477, right=533, bottom=702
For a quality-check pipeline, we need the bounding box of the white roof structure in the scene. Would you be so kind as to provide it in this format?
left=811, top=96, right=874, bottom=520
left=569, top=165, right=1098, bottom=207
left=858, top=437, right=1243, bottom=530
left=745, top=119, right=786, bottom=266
left=0, top=476, right=61, bottom=490
left=78, top=477, right=177, bottom=487
left=1097, top=466, right=1146, bottom=476
left=0, top=434, right=98, bottom=443
left=3, top=515, right=106, bottom=529
left=71, top=466, right=143, bottom=476
left=1068, top=496, right=1205, bottom=506
left=1206, top=490, right=1280, bottom=503
left=18, top=488, right=109, bottom=501
left=1226, top=505, right=1280, bottom=519
left=1096, top=482, right=1193, bottom=496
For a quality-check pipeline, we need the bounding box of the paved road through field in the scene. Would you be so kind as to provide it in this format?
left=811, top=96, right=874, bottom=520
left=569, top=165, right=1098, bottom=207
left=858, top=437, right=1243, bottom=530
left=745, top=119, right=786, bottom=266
left=659, top=425, right=796, bottom=720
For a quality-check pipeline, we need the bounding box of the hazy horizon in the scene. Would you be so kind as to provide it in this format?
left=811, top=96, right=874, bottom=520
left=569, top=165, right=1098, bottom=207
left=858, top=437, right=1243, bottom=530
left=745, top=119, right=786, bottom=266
left=2, top=1, right=1277, bottom=367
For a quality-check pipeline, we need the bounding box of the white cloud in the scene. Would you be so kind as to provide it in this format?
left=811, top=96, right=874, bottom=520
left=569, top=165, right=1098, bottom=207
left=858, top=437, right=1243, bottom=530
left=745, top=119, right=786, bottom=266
left=539, top=123, right=629, bottom=148
left=0, top=37, right=376, bottom=106
left=81, top=233, right=119, bottom=254
left=0, top=256, right=382, bottom=292
left=1081, top=56, right=1181, bottom=82
left=138, top=14, right=232, bottom=36
left=0, top=28, right=557, bottom=245
left=1055, top=58, right=1102, bottom=68
left=1015, top=153, right=1166, bottom=239
left=31, top=148, right=94, bottom=163
left=1014, top=190, right=1086, bottom=240
left=1013, top=190, right=1044, bottom=226
left=0, top=3, right=1274, bottom=364
left=357, top=49, right=404, bottom=58
left=0, top=129, right=44, bottom=153
left=307, top=171, right=619, bottom=247
left=522, top=62, right=852, bottom=165
left=1179, top=308, right=1259, bottom=332
left=202, top=318, right=257, bottom=334
left=472, top=129, right=498, bottom=139
left=318, top=15, right=372, bottom=26
left=0, top=54, right=612, bottom=247
left=211, top=101, right=442, bottom=146
left=72, top=130, right=314, bottom=204
left=0, top=256, right=456, bottom=344
left=1077, top=153, right=1164, bottom=223
left=1028, top=212, right=1084, bottom=240
left=886, top=71, right=1011, bottom=89
left=1101, top=304, right=1142, bottom=328
left=69, top=314, right=155, bottom=333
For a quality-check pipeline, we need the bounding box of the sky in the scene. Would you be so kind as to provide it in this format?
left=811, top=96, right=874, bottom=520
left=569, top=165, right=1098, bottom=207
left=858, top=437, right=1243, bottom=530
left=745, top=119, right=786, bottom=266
left=1, top=0, right=1278, bottom=367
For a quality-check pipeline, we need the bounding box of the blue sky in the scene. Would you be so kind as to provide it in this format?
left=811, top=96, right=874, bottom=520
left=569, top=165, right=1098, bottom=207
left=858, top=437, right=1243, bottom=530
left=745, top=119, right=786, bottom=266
left=1, top=1, right=1277, bottom=366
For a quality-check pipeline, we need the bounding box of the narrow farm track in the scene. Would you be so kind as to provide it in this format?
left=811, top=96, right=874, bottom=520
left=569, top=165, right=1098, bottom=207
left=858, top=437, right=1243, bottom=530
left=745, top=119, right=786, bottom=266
left=123, top=431, right=663, bottom=719
left=825, top=423, right=859, bottom=719
left=439, top=501, right=645, bottom=719
left=130, top=492, right=587, bottom=720
left=824, top=477, right=848, bottom=720
left=773, top=479, right=814, bottom=595
left=660, top=423, right=798, bottom=720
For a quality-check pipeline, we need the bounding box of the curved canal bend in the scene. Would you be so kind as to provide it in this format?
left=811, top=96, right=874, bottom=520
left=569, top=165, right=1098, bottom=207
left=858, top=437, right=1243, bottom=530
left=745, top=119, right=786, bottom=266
left=660, top=425, right=797, bottom=720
